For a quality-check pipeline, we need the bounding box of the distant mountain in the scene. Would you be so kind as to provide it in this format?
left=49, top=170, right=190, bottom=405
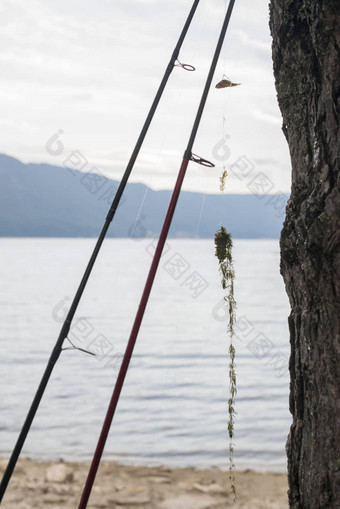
left=0, top=154, right=287, bottom=238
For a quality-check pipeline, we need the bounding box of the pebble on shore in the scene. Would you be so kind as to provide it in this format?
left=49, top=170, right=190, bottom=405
left=0, top=458, right=288, bottom=509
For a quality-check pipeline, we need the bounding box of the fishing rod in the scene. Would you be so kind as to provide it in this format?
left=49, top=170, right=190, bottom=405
left=0, top=1, right=201, bottom=501
left=78, top=1, right=236, bottom=506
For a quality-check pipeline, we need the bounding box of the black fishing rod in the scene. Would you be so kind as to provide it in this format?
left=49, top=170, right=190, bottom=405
left=78, top=1, right=236, bottom=506
left=0, top=1, right=201, bottom=502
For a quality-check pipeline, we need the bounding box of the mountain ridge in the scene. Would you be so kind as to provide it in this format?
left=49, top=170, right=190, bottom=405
left=0, top=154, right=286, bottom=238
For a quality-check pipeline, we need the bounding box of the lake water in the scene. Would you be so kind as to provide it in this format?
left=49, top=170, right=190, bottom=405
left=0, top=237, right=291, bottom=472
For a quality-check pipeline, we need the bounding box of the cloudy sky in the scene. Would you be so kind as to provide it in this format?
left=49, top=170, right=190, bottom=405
left=0, top=0, right=291, bottom=194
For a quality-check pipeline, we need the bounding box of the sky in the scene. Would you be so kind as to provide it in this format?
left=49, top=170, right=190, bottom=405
left=0, top=0, right=291, bottom=194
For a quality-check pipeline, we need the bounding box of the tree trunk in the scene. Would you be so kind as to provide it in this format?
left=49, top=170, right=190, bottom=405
left=269, top=1, right=340, bottom=507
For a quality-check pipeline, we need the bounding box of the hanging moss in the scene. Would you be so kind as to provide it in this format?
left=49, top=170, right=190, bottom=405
left=215, top=226, right=236, bottom=331
left=214, top=213, right=237, bottom=498
left=219, top=169, right=228, bottom=193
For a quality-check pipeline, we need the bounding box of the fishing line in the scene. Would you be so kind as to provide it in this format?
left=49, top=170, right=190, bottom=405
left=219, top=0, right=230, bottom=221
left=78, top=1, right=236, bottom=506
left=193, top=160, right=212, bottom=239
left=129, top=184, right=149, bottom=239
left=195, top=192, right=207, bottom=238
left=0, top=0, right=201, bottom=501
left=220, top=99, right=227, bottom=221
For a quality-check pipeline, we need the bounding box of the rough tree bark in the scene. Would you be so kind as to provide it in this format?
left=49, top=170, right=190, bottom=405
left=269, top=1, right=340, bottom=508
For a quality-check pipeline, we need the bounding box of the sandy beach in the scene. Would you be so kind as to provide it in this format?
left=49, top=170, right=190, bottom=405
left=0, top=458, right=288, bottom=508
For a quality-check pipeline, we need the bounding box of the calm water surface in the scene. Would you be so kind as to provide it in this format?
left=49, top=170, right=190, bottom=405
left=0, top=238, right=291, bottom=472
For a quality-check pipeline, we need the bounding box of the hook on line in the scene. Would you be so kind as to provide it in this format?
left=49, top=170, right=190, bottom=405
left=215, top=74, right=241, bottom=89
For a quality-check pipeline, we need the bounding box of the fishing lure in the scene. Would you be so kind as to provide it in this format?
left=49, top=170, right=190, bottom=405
left=215, top=75, right=240, bottom=88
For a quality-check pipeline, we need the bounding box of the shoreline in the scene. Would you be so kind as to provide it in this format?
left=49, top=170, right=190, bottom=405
left=0, top=458, right=288, bottom=508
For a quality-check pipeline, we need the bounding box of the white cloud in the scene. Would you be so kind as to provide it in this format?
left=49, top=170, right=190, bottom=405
left=0, top=0, right=290, bottom=194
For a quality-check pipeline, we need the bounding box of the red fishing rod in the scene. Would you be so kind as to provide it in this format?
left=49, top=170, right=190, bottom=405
left=0, top=1, right=200, bottom=502
left=78, top=1, right=236, bottom=506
